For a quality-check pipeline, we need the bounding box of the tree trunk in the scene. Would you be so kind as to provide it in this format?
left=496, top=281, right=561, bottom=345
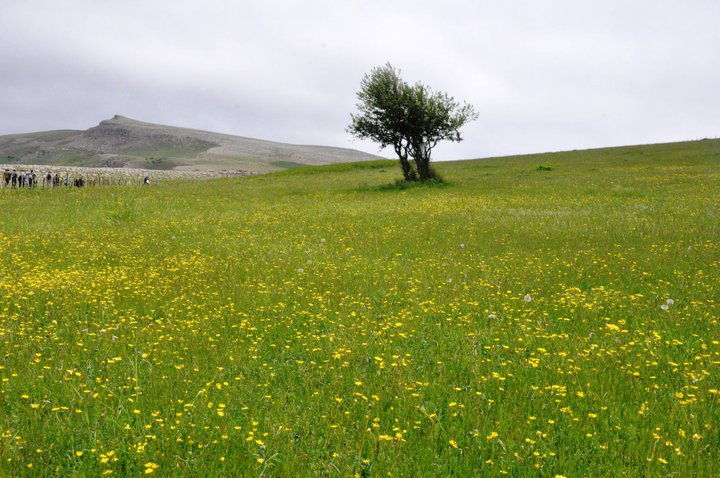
left=414, top=154, right=433, bottom=181
left=394, top=142, right=417, bottom=182
left=399, top=155, right=417, bottom=182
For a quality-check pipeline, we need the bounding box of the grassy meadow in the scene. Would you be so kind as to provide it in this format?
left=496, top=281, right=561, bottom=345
left=0, top=140, right=718, bottom=476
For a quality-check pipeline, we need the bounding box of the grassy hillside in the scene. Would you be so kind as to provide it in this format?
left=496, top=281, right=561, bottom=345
left=0, top=115, right=380, bottom=173
left=0, top=140, right=718, bottom=476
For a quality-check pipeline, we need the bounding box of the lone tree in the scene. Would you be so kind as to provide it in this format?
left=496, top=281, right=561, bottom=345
left=348, top=63, right=478, bottom=182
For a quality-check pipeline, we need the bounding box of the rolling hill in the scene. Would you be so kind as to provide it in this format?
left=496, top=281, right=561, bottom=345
left=0, top=115, right=381, bottom=174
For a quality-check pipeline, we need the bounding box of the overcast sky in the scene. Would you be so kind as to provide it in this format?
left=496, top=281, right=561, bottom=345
left=2, top=0, right=719, bottom=160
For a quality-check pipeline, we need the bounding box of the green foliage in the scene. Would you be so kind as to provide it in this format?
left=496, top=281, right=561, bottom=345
left=348, top=63, right=478, bottom=181
left=0, top=139, right=719, bottom=476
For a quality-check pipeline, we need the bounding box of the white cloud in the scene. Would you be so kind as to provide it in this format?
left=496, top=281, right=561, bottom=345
left=2, top=0, right=719, bottom=160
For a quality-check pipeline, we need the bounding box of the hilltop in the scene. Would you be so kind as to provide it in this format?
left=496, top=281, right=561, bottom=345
left=0, top=115, right=380, bottom=174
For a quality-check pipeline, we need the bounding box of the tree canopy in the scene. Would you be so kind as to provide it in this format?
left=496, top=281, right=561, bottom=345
left=348, top=63, right=478, bottom=181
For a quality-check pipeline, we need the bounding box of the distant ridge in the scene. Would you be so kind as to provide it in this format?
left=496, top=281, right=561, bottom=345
left=0, top=115, right=381, bottom=173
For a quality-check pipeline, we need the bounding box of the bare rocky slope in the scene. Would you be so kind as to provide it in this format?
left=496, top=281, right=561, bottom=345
left=0, top=115, right=380, bottom=174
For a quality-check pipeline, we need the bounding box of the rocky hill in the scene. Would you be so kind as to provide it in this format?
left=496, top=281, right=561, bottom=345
left=0, top=115, right=380, bottom=174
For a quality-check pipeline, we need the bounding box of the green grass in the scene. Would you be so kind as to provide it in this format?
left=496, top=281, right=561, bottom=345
left=270, top=161, right=309, bottom=170
left=0, top=131, right=81, bottom=163
left=270, top=159, right=396, bottom=176
left=0, top=140, right=718, bottom=477
left=0, top=130, right=81, bottom=143
left=125, top=141, right=218, bottom=161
